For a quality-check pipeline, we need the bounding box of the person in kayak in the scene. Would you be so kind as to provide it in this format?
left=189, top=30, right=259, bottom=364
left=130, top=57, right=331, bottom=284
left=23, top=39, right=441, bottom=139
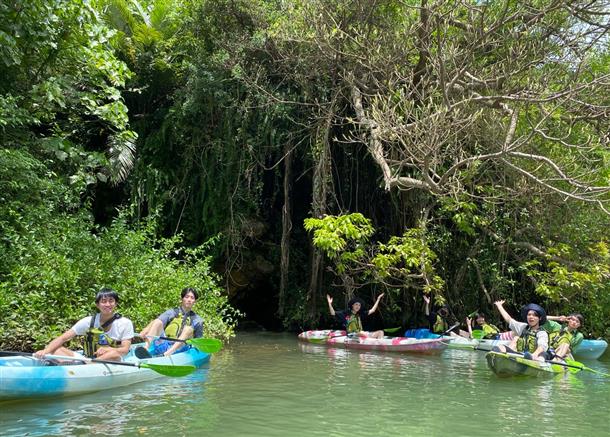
left=493, top=300, right=550, bottom=361
left=139, top=287, right=204, bottom=356
left=326, top=293, right=385, bottom=339
left=423, top=295, right=455, bottom=334
left=544, top=313, right=584, bottom=360
left=466, top=312, right=500, bottom=339
left=34, top=288, right=134, bottom=361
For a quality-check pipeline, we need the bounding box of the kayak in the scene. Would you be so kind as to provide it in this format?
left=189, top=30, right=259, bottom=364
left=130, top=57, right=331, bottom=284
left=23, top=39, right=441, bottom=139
left=485, top=351, right=578, bottom=377
left=298, top=329, right=347, bottom=344
left=298, top=330, right=449, bottom=354
left=441, top=336, right=511, bottom=351
left=573, top=339, right=608, bottom=360
left=403, top=328, right=510, bottom=351
left=0, top=344, right=210, bottom=401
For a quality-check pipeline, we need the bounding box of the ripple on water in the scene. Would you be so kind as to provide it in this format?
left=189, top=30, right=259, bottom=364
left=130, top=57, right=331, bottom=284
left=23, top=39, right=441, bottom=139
left=2, top=333, right=608, bottom=437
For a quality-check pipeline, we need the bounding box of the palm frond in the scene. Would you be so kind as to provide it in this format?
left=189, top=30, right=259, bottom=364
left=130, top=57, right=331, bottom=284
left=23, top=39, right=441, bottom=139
left=107, top=130, right=138, bottom=185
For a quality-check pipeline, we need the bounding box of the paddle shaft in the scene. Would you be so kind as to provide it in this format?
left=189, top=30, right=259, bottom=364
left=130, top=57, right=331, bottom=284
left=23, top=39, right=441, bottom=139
left=436, top=322, right=461, bottom=337
left=145, top=335, right=222, bottom=353
left=44, top=353, right=146, bottom=368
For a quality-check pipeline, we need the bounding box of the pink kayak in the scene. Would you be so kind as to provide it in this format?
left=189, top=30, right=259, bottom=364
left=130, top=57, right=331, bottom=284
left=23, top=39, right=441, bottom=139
left=298, top=330, right=449, bottom=354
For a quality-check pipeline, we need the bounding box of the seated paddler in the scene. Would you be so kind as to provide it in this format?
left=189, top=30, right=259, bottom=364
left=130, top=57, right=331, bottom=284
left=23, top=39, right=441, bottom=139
left=423, top=295, right=455, bottom=335
left=544, top=313, right=584, bottom=361
left=139, top=287, right=203, bottom=357
left=493, top=300, right=550, bottom=361
left=34, top=288, right=134, bottom=362
left=466, top=312, right=500, bottom=339
left=326, top=293, right=385, bottom=339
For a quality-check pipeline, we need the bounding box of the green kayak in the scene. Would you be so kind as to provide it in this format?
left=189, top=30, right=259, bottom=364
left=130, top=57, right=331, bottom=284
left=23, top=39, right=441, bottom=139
left=485, top=351, right=580, bottom=377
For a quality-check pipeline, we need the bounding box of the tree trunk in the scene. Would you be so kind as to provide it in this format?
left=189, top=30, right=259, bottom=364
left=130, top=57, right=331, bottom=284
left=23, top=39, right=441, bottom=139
left=278, top=142, right=293, bottom=317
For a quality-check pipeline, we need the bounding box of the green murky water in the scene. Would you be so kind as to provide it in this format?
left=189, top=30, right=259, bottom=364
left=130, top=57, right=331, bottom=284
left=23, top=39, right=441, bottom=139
left=2, top=332, right=609, bottom=436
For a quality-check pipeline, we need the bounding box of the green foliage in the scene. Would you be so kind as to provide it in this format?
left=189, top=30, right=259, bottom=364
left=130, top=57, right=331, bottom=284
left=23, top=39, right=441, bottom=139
left=0, top=148, right=238, bottom=351
left=304, top=213, right=374, bottom=259
left=0, top=0, right=136, bottom=185
left=305, top=213, right=444, bottom=295
left=522, top=241, right=610, bottom=337
left=0, top=210, right=239, bottom=350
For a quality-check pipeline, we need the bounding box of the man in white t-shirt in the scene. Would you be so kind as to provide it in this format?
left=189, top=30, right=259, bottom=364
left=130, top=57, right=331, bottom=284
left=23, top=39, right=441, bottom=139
left=35, top=288, right=134, bottom=361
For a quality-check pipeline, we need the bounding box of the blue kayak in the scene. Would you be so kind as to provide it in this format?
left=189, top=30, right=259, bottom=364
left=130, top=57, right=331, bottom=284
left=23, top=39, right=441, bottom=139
left=0, top=344, right=210, bottom=401
left=573, top=339, right=608, bottom=360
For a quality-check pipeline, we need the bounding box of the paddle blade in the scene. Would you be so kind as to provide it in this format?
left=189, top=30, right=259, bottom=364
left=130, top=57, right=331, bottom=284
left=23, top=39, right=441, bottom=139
left=142, top=363, right=196, bottom=377
left=565, top=359, right=610, bottom=377
left=187, top=338, right=223, bottom=353
left=383, top=327, right=402, bottom=334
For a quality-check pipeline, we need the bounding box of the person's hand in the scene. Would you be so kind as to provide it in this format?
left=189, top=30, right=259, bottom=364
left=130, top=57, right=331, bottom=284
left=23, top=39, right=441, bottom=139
left=33, top=348, right=49, bottom=359
left=376, top=293, right=385, bottom=302
left=326, top=294, right=333, bottom=305
left=423, top=295, right=430, bottom=304
left=95, top=346, right=112, bottom=357
left=559, top=315, right=568, bottom=322
left=494, top=300, right=505, bottom=306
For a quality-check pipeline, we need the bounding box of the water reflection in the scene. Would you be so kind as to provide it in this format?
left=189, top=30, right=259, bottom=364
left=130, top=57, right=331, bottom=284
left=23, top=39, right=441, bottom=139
left=1, top=366, right=211, bottom=437
left=2, top=333, right=609, bottom=437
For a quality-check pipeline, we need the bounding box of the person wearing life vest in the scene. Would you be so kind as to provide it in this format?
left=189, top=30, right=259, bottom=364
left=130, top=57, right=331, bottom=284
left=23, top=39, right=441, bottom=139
left=493, top=300, right=550, bottom=361
left=544, top=313, right=584, bottom=360
left=326, top=293, right=385, bottom=339
left=139, top=287, right=204, bottom=356
left=423, top=295, right=454, bottom=334
left=34, top=288, right=134, bottom=362
left=466, top=312, right=500, bottom=339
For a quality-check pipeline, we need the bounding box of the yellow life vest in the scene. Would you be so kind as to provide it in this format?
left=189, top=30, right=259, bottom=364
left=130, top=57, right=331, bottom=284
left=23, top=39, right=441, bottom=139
left=433, top=314, right=448, bottom=333
left=481, top=323, right=500, bottom=339
left=549, top=327, right=573, bottom=350
left=344, top=313, right=363, bottom=334
left=516, top=327, right=547, bottom=353
left=165, top=308, right=192, bottom=338
left=83, top=313, right=121, bottom=358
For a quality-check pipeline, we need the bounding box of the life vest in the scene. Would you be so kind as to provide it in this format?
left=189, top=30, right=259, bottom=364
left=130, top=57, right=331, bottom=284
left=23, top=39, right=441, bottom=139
left=344, top=313, right=363, bottom=334
left=480, top=323, right=500, bottom=339
left=83, top=313, right=122, bottom=358
left=516, top=326, right=547, bottom=353
left=164, top=308, right=193, bottom=338
left=549, top=326, right=573, bottom=350
left=433, top=314, right=448, bottom=334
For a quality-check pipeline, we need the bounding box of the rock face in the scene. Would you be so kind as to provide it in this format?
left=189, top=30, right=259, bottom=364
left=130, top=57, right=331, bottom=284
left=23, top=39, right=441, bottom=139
left=222, top=216, right=283, bottom=330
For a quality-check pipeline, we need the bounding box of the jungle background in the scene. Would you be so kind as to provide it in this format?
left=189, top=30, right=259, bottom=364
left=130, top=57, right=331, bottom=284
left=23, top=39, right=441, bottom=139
left=1, top=0, right=609, bottom=350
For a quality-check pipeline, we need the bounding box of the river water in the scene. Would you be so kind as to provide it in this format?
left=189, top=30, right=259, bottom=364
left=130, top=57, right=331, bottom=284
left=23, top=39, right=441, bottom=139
left=2, top=332, right=609, bottom=436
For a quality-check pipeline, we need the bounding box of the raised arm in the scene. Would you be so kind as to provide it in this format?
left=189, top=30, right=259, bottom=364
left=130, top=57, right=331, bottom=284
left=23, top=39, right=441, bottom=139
left=367, top=293, right=385, bottom=315
left=423, top=295, right=431, bottom=316
left=494, top=300, right=514, bottom=324
left=326, top=294, right=336, bottom=316
left=466, top=317, right=473, bottom=337
left=546, top=315, right=567, bottom=322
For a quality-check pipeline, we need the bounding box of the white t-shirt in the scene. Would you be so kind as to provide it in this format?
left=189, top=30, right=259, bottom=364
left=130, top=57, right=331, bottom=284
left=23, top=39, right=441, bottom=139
left=509, top=319, right=548, bottom=351
left=71, top=314, right=135, bottom=342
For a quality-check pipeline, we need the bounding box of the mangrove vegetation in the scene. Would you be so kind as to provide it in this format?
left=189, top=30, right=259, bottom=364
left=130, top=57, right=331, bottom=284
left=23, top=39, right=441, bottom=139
left=1, top=0, right=609, bottom=349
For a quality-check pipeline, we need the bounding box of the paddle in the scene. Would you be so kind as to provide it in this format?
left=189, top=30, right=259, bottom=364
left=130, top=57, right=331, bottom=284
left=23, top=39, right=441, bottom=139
left=0, top=351, right=196, bottom=377
left=145, top=336, right=223, bottom=353
left=383, top=327, right=402, bottom=334
left=434, top=322, right=461, bottom=338
left=563, top=359, right=610, bottom=377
